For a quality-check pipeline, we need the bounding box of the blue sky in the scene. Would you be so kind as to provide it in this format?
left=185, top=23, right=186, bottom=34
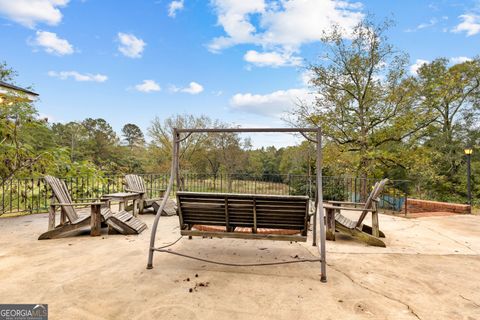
left=0, top=0, right=479, bottom=147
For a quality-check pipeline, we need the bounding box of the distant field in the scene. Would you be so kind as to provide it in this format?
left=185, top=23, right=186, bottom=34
left=181, top=178, right=292, bottom=195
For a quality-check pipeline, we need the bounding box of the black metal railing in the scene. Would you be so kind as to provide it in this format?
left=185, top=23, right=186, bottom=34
left=0, top=173, right=408, bottom=215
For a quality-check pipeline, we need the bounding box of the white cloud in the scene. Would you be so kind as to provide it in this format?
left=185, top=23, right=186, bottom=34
left=208, top=0, right=266, bottom=52
left=48, top=71, right=108, bottom=82
left=170, top=81, right=204, bottom=94
left=405, top=18, right=438, bottom=32
left=409, top=59, right=430, bottom=75
left=417, top=18, right=438, bottom=30
left=168, top=0, right=184, bottom=17
left=300, top=70, right=315, bottom=86
left=117, top=32, right=146, bottom=58
left=244, top=50, right=302, bottom=67
left=259, top=0, right=363, bottom=48
left=0, top=0, right=69, bottom=28
left=134, top=80, right=161, bottom=93
left=208, top=0, right=363, bottom=70
left=450, top=56, right=472, bottom=64
left=409, top=57, right=472, bottom=75
left=208, top=0, right=363, bottom=53
left=230, top=88, right=313, bottom=117
left=452, top=14, right=480, bottom=36
left=32, top=30, right=74, bottom=55
left=405, top=16, right=448, bottom=33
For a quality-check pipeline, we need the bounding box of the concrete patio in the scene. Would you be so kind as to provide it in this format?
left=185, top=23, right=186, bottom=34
left=0, top=210, right=479, bottom=319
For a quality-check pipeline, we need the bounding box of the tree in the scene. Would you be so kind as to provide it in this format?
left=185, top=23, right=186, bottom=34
left=0, top=101, right=54, bottom=181
left=81, top=118, right=119, bottom=171
left=0, top=63, right=57, bottom=183
left=51, top=121, right=88, bottom=162
left=0, top=61, right=18, bottom=82
left=122, top=123, right=145, bottom=147
left=147, top=115, right=250, bottom=191
left=295, top=18, right=433, bottom=180
left=211, top=130, right=249, bottom=191
left=416, top=58, right=480, bottom=175
left=148, top=114, right=213, bottom=172
left=0, top=63, right=102, bottom=191
left=119, top=124, right=147, bottom=173
left=249, top=146, right=282, bottom=179
left=412, top=58, right=480, bottom=200
left=279, top=142, right=314, bottom=175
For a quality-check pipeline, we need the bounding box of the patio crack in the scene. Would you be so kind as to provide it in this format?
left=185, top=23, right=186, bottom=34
left=328, top=264, right=421, bottom=320
left=421, top=226, right=477, bottom=254
left=460, top=294, right=480, bottom=308
left=298, top=244, right=421, bottom=319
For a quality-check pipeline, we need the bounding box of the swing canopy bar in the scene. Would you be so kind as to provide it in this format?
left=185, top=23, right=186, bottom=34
left=175, top=127, right=319, bottom=133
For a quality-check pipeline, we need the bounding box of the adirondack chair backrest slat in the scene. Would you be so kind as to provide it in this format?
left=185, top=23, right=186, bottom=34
left=363, top=181, right=379, bottom=210
left=356, top=178, right=388, bottom=227
left=125, top=174, right=146, bottom=193
left=371, top=179, right=388, bottom=200
left=44, top=176, right=79, bottom=222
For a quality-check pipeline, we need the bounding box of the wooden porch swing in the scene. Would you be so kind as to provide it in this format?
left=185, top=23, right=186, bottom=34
left=146, top=127, right=328, bottom=282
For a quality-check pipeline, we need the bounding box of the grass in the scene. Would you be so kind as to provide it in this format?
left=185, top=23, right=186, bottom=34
left=182, top=178, right=291, bottom=195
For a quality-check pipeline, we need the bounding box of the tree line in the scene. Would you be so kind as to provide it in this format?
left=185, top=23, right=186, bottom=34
left=1, top=18, right=479, bottom=204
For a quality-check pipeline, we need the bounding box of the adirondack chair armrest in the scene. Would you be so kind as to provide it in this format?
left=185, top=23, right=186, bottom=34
left=323, top=205, right=376, bottom=211
left=73, top=197, right=109, bottom=202
left=54, top=202, right=104, bottom=206
left=325, top=200, right=367, bottom=206
left=125, top=188, right=145, bottom=194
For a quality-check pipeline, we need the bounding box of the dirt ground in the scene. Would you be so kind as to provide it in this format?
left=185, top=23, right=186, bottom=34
left=0, top=209, right=479, bottom=320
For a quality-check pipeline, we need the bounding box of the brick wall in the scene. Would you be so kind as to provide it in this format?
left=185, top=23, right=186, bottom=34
left=406, top=198, right=471, bottom=214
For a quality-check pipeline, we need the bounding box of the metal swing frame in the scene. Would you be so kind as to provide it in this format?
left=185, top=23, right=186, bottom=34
left=146, top=127, right=327, bottom=282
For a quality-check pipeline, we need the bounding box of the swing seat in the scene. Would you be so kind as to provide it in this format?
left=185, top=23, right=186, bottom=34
left=177, top=192, right=310, bottom=242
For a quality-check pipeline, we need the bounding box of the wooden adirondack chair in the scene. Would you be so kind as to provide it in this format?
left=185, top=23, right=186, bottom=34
left=124, top=174, right=176, bottom=216
left=323, top=178, right=388, bottom=247
left=39, top=176, right=147, bottom=240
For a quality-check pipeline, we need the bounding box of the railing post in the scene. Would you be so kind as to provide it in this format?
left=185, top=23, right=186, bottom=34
left=285, top=174, right=289, bottom=195
left=404, top=182, right=408, bottom=216
left=1, top=179, right=4, bottom=215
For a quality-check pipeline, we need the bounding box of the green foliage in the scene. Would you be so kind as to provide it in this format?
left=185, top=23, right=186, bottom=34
left=1, top=55, right=480, bottom=206
left=291, top=18, right=480, bottom=204
left=0, top=61, right=18, bottom=82
left=122, top=123, right=145, bottom=147
left=81, top=118, right=118, bottom=169
left=1, top=100, right=50, bottom=180
left=296, top=18, right=432, bottom=178
left=148, top=114, right=214, bottom=171
left=51, top=121, right=88, bottom=162
left=0, top=101, right=100, bottom=186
